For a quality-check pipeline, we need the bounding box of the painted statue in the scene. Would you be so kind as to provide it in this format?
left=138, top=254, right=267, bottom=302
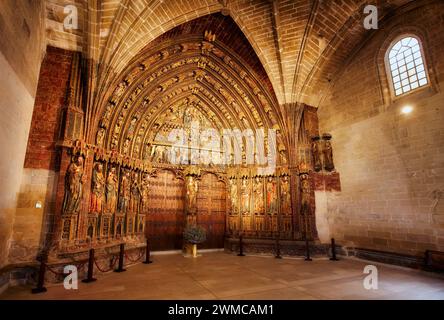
left=311, top=136, right=322, bottom=172
left=280, top=176, right=291, bottom=215
left=300, top=174, right=311, bottom=216
left=323, top=138, right=335, bottom=171
left=185, top=176, right=198, bottom=214
left=140, top=173, right=150, bottom=213
left=118, top=169, right=131, bottom=213
left=229, top=179, right=238, bottom=213
left=105, top=167, right=118, bottom=212
left=62, top=155, right=84, bottom=214
left=253, top=177, right=264, bottom=214
left=266, top=176, right=277, bottom=215
left=96, top=128, right=105, bottom=147
left=90, top=162, right=105, bottom=213
left=129, top=172, right=141, bottom=213
left=240, top=179, right=250, bottom=214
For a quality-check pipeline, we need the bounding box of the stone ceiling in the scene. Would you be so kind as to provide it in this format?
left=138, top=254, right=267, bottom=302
left=45, top=0, right=417, bottom=108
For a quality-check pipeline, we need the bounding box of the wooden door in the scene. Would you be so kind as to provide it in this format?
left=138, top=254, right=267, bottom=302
left=146, top=170, right=185, bottom=250
left=196, top=173, right=226, bottom=248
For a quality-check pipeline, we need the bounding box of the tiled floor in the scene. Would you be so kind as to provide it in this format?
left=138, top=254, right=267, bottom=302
left=2, top=252, right=444, bottom=300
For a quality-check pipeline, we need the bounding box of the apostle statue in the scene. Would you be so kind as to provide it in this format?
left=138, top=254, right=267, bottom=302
left=322, top=133, right=335, bottom=171
left=229, top=179, right=238, bottom=213
left=253, top=177, right=264, bottom=214
left=118, top=169, right=131, bottom=213
left=311, top=136, right=322, bottom=172
left=280, top=176, right=291, bottom=215
left=106, top=167, right=118, bottom=213
left=63, top=155, right=85, bottom=215
left=300, top=174, right=311, bottom=216
left=140, top=173, right=150, bottom=213
left=129, top=172, right=141, bottom=213
left=90, top=162, right=105, bottom=213
left=266, top=176, right=277, bottom=215
left=240, top=179, right=250, bottom=215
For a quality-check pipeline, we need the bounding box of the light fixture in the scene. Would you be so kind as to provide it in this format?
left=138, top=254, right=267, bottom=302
left=401, top=105, right=413, bottom=114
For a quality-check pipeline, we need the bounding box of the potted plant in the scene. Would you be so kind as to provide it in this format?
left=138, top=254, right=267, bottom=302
left=183, top=225, right=206, bottom=258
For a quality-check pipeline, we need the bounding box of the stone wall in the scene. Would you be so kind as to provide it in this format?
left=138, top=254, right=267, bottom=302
left=318, top=3, right=444, bottom=257
left=0, top=1, right=45, bottom=268
left=8, top=47, right=74, bottom=264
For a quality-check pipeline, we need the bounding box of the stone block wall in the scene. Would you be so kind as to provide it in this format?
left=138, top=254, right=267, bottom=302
left=317, top=3, right=444, bottom=257
left=0, top=1, right=45, bottom=268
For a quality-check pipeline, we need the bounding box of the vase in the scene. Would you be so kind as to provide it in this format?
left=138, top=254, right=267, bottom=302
left=192, top=244, right=197, bottom=258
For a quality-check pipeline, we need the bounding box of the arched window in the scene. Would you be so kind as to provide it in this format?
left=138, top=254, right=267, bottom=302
left=387, top=36, right=428, bottom=97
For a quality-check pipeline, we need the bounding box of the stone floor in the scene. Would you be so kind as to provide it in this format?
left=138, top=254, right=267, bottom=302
left=1, top=252, right=444, bottom=300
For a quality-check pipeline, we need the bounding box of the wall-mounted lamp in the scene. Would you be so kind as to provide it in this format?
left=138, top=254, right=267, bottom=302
left=401, top=105, right=414, bottom=115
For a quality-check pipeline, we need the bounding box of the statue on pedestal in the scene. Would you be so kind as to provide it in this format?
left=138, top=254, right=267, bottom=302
left=311, top=136, right=322, bottom=172
left=266, top=176, right=277, bottom=215
left=90, top=162, right=105, bottom=213
left=129, top=172, right=141, bottom=213
left=253, top=177, right=264, bottom=214
left=63, top=155, right=85, bottom=214
left=140, top=173, right=150, bottom=213
left=118, top=169, right=131, bottom=213
left=105, top=167, right=118, bottom=213
left=185, top=176, right=198, bottom=226
left=322, top=133, right=335, bottom=172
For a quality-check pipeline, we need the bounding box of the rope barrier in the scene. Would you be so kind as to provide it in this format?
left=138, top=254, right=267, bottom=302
left=93, top=256, right=119, bottom=273
left=124, top=248, right=145, bottom=263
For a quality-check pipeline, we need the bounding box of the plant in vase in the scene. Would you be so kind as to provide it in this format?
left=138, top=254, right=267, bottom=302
left=183, top=225, right=206, bottom=258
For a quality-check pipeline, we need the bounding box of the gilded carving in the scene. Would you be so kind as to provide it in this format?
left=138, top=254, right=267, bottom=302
left=311, top=136, right=322, bottom=172
left=90, top=162, right=105, bottom=213
left=129, top=172, right=141, bottom=213
left=62, top=155, right=85, bottom=215
left=322, top=133, right=335, bottom=172
left=118, top=169, right=131, bottom=213
left=266, top=176, right=277, bottom=215
left=105, top=167, right=118, bottom=212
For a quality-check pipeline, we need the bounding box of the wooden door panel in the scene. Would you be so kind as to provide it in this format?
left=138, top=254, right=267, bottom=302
left=146, top=170, right=185, bottom=250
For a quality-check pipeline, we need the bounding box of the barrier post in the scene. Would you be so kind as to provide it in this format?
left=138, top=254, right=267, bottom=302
left=31, top=260, right=48, bottom=294
left=82, top=248, right=97, bottom=283
left=237, top=235, right=245, bottom=257
left=330, top=238, right=339, bottom=261
left=114, top=243, right=126, bottom=273
left=143, top=239, right=153, bottom=264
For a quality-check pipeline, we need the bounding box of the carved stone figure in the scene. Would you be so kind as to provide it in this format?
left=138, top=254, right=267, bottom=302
left=280, top=176, right=291, bottom=215
left=90, top=162, right=105, bottom=213
left=140, top=173, right=150, bottom=213
left=253, top=177, right=264, bottom=214
left=266, top=176, right=277, bottom=215
left=322, top=134, right=335, bottom=171
left=300, top=174, right=311, bottom=216
left=129, top=172, right=141, bottom=213
left=240, top=179, right=250, bottom=214
left=118, top=169, right=131, bottom=213
left=123, top=138, right=131, bottom=155
left=62, top=156, right=84, bottom=214
left=96, top=128, right=105, bottom=146
left=185, top=176, right=198, bottom=214
left=106, top=167, right=118, bottom=212
left=311, top=136, right=322, bottom=172
left=229, top=179, right=238, bottom=212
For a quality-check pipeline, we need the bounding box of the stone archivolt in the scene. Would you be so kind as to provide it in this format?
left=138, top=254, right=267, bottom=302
left=93, top=36, right=284, bottom=160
